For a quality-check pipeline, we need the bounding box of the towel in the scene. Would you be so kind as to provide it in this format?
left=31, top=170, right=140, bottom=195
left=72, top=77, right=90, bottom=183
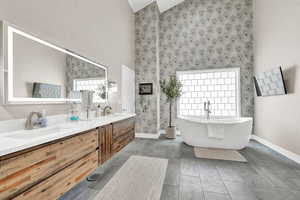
left=207, top=124, right=225, bottom=139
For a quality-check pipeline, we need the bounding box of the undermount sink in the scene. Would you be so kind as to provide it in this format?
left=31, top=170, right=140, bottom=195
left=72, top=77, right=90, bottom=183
left=4, top=125, right=71, bottom=140
left=2, top=114, right=131, bottom=140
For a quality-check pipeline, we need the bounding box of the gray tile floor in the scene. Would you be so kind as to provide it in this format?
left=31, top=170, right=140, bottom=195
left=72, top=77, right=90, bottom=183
left=60, top=136, right=300, bottom=200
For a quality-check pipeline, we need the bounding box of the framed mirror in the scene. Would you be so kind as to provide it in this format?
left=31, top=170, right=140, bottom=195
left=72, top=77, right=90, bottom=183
left=0, top=21, right=108, bottom=104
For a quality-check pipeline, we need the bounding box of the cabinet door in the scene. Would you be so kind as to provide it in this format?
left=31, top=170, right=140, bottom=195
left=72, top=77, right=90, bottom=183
left=0, top=130, right=98, bottom=200
left=13, top=151, right=98, bottom=200
left=99, top=125, right=113, bottom=164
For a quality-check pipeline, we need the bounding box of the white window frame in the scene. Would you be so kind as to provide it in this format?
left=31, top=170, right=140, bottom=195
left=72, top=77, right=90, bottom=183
left=176, top=68, right=241, bottom=118
left=73, top=77, right=106, bottom=103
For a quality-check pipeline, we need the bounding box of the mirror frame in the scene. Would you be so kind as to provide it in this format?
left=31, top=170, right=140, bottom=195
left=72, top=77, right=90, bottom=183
left=0, top=21, right=108, bottom=105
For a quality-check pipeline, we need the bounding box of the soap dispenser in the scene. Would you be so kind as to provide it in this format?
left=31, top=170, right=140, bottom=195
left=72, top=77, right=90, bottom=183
left=69, top=102, right=80, bottom=121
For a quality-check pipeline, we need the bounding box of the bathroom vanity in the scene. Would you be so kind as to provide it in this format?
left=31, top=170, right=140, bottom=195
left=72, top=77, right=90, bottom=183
left=0, top=114, right=136, bottom=200
left=0, top=20, right=136, bottom=200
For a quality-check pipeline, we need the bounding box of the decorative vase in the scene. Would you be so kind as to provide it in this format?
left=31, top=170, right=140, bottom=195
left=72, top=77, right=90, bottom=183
left=166, top=126, right=176, bottom=139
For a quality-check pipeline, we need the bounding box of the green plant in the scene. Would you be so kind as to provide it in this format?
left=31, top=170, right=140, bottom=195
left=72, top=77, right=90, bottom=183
left=160, top=76, right=183, bottom=128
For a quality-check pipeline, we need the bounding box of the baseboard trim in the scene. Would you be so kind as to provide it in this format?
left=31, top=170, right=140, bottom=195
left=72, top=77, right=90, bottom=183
left=251, top=135, right=300, bottom=164
left=135, top=133, right=160, bottom=139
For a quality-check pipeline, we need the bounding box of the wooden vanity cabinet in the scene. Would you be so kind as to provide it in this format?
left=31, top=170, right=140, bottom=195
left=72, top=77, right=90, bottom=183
left=0, top=117, right=135, bottom=200
left=112, top=118, right=135, bottom=155
left=99, top=117, right=136, bottom=164
left=13, top=152, right=98, bottom=200
left=112, top=117, right=135, bottom=140
left=99, top=124, right=113, bottom=164
left=0, top=130, right=98, bottom=200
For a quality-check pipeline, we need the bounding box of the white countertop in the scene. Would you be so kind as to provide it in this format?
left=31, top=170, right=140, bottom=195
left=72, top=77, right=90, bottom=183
left=0, top=113, right=136, bottom=157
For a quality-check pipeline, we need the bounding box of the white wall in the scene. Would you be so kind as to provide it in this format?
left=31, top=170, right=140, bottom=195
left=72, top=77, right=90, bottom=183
left=254, top=0, right=300, bottom=155
left=0, top=0, right=135, bottom=120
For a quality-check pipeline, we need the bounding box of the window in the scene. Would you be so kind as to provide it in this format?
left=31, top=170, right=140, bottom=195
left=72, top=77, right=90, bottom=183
left=177, top=68, right=240, bottom=118
left=73, top=78, right=106, bottom=103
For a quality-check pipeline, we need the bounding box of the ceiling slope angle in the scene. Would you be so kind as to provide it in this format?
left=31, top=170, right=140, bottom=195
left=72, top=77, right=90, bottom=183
left=128, top=0, right=185, bottom=13
left=156, top=0, right=185, bottom=13
left=128, top=0, right=155, bottom=13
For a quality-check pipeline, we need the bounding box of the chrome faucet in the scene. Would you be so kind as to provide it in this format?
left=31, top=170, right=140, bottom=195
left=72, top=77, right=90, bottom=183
left=103, top=106, right=112, bottom=116
left=25, top=112, right=43, bottom=130
left=204, top=101, right=211, bottom=120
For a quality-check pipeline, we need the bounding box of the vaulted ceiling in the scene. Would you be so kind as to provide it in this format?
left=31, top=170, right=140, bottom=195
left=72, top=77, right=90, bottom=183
left=128, top=0, right=185, bottom=13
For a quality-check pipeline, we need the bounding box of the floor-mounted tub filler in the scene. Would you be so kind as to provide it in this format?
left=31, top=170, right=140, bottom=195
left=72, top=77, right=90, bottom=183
left=176, top=116, right=253, bottom=150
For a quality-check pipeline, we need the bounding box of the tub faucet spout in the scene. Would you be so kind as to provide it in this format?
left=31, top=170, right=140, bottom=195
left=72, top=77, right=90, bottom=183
left=204, top=101, right=211, bottom=120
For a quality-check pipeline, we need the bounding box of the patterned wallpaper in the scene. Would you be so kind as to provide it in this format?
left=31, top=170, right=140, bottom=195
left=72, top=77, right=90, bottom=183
left=135, top=0, right=254, bottom=132
left=135, top=3, right=160, bottom=134
left=65, top=55, right=106, bottom=95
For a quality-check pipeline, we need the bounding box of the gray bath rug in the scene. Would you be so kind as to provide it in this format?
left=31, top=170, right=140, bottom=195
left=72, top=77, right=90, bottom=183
left=194, top=147, right=247, bottom=162
left=94, top=155, right=168, bottom=200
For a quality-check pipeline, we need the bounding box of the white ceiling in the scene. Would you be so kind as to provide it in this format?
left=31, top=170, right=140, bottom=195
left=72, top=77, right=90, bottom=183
left=128, top=0, right=185, bottom=13
left=156, top=0, right=185, bottom=13
left=128, top=0, right=154, bottom=13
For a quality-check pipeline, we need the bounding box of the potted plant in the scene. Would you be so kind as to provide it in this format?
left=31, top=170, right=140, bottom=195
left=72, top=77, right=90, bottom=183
left=160, top=76, right=183, bottom=139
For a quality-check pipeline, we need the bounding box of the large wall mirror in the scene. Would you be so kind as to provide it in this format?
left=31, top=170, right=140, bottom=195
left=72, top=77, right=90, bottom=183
left=0, top=21, right=107, bottom=104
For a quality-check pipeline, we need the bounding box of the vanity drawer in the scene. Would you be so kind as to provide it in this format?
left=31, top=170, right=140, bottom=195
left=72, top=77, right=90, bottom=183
left=112, top=118, right=135, bottom=140
left=0, top=129, right=98, bottom=200
left=112, top=130, right=135, bottom=154
left=13, top=151, right=98, bottom=200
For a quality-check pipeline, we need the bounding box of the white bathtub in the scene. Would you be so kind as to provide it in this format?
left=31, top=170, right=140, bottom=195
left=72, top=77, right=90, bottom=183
left=176, top=116, right=253, bottom=150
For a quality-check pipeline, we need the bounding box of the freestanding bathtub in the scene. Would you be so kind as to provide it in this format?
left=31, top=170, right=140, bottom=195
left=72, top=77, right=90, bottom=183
left=176, top=116, right=253, bottom=150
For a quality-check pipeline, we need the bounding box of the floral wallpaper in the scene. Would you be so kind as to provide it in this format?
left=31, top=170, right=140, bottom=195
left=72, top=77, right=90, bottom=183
left=65, top=55, right=106, bottom=95
left=135, top=3, right=160, bottom=134
left=135, top=0, right=254, bottom=132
